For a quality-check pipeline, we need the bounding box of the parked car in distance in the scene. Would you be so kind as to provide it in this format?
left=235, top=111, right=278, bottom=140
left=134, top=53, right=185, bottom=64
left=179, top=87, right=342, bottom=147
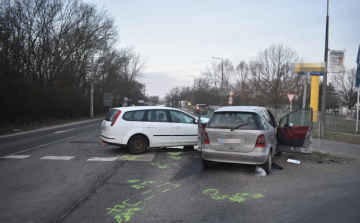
left=194, top=104, right=209, bottom=115
left=202, top=106, right=313, bottom=174
left=100, top=106, right=202, bottom=154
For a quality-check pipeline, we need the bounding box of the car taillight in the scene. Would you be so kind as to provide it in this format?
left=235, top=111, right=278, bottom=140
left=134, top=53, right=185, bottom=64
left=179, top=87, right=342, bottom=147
left=204, top=132, right=210, bottom=144
left=111, top=110, right=122, bottom=126
left=255, top=134, right=266, bottom=147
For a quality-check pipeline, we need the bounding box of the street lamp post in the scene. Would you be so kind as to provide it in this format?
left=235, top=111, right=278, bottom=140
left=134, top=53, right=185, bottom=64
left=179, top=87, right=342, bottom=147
left=188, top=75, right=195, bottom=105
left=183, top=81, right=189, bottom=102
left=212, top=57, right=224, bottom=107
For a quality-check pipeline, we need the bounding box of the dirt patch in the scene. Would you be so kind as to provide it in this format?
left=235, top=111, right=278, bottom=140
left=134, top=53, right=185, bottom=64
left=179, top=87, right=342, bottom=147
left=277, top=151, right=360, bottom=166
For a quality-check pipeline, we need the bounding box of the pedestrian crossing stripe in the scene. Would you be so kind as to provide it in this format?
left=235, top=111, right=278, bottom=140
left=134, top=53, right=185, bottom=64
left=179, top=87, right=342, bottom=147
left=1, top=150, right=182, bottom=161
left=1, top=155, right=31, bottom=159
left=40, top=156, right=75, bottom=160
left=87, top=156, right=119, bottom=161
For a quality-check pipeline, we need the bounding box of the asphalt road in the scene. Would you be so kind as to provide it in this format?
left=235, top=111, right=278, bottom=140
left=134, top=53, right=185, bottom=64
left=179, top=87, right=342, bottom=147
left=0, top=118, right=359, bottom=223
left=0, top=118, right=103, bottom=157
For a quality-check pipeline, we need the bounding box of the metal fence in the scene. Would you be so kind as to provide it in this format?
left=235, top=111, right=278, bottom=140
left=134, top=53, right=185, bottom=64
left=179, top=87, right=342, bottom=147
left=269, top=109, right=359, bottom=134
left=205, top=106, right=358, bottom=134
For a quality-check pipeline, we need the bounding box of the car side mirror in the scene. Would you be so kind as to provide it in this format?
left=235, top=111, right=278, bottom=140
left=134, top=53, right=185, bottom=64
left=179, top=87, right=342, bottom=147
left=284, top=123, right=294, bottom=128
left=194, top=119, right=198, bottom=124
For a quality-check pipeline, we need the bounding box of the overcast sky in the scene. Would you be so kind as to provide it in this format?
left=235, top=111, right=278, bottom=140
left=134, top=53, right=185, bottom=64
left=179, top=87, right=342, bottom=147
left=86, top=0, right=360, bottom=99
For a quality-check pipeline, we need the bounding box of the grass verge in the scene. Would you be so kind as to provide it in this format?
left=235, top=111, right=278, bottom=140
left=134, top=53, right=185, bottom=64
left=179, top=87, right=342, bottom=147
left=312, top=129, right=360, bottom=145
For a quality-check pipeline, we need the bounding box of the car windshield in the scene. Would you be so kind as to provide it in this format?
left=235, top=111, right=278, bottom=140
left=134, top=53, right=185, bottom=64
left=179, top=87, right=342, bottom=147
left=207, top=112, right=260, bottom=130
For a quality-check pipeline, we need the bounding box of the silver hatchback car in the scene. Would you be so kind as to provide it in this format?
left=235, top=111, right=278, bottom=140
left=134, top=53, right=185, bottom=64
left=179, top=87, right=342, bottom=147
left=202, top=106, right=313, bottom=174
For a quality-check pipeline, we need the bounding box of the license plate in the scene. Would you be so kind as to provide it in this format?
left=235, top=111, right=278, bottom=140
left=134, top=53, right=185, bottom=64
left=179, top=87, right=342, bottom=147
left=218, top=138, right=245, bottom=144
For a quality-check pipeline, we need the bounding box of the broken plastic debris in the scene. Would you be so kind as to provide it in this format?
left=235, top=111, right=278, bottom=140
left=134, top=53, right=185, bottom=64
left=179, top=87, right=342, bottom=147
left=287, top=159, right=301, bottom=164
left=254, top=166, right=266, bottom=177
left=271, top=162, right=283, bottom=170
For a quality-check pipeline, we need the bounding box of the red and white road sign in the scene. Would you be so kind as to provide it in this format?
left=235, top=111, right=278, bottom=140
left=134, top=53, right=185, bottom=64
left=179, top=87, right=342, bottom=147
left=287, top=93, right=296, bottom=102
left=228, top=96, right=233, bottom=105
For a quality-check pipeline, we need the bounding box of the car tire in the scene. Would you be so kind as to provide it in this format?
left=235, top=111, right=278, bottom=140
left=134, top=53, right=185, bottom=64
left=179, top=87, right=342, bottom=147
left=128, top=135, right=147, bottom=154
left=202, top=158, right=215, bottom=168
left=262, top=150, right=272, bottom=174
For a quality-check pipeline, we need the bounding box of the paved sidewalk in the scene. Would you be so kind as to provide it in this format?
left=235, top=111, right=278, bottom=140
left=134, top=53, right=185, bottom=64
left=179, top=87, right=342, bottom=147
left=312, top=138, right=360, bottom=159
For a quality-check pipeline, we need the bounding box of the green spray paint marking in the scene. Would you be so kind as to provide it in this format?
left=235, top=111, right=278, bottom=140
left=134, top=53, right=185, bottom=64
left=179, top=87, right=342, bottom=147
left=127, top=180, right=154, bottom=190
left=167, top=152, right=182, bottom=156
left=229, top=193, right=249, bottom=203
left=203, top=189, right=228, bottom=200
left=158, top=182, right=181, bottom=189
left=150, top=162, right=177, bottom=169
left=122, top=155, right=142, bottom=161
left=203, top=189, right=264, bottom=203
left=142, top=190, right=151, bottom=195
left=168, top=152, right=183, bottom=160
left=107, top=199, right=143, bottom=222
left=252, top=193, right=264, bottom=198
left=108, top=180, right=182, bottom=222
left=127, top=179, right=141, bottom=183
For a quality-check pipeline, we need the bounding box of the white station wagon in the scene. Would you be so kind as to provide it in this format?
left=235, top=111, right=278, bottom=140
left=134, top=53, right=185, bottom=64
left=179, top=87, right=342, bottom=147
left=202, top=106, right=313, bottom=174
left=100, top=106, right=200, bottom=154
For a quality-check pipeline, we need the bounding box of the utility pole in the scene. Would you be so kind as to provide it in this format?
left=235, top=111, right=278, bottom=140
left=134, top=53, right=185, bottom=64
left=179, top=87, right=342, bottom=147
left=302, top=73, right=308, bottom=108
left=320, top=0, right=329, bottom=138
left=90, top=56, right=94, bottom=118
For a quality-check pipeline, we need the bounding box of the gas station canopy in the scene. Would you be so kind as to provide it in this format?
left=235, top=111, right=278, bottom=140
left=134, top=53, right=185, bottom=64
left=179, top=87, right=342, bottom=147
left=290, top=63, right=326, bottom=74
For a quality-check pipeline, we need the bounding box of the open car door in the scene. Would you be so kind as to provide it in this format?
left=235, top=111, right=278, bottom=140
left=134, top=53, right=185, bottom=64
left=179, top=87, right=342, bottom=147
left=277, top=108, right=313, bottom=153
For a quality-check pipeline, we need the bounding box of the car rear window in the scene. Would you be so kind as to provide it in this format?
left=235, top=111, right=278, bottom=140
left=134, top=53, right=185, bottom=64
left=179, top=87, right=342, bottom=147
left=207, top=112, right=260, bottom=130
left=123, top=110, right=145, bottom=121
left=105, top=109, right=120, bottom=122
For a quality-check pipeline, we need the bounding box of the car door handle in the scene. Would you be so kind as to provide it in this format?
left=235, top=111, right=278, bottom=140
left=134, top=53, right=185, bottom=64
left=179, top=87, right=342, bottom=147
left=147, top=125, right=154, bottom=128
left=174, top=126, right=181, bottom=129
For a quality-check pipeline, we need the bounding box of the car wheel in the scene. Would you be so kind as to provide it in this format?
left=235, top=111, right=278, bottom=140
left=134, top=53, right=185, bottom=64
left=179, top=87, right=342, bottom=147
left=262, top=150, right=272, bottom=174
left=202, top=158, right=215, bottom=168
left=128, top=135, right=147, bottom=154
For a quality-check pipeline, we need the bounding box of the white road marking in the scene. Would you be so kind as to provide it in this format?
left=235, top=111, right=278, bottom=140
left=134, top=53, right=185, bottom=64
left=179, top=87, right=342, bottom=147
left=1, top=155, right=31, bottom=159
left=54, top=128, right=75, bottom=134
left=40, top=156, right=74, bottom=160
left=87, top=156, right=120, bottom=161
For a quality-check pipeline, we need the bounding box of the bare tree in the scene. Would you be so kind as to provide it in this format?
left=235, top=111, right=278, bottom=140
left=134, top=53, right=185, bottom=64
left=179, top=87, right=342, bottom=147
left=120, top=47, right=146, bottom=100
left=165, top=87, right=180, bottom=107
left=234, top=61, right=250, bottom=105
left=331, top=68, right=358, bottom=109
left=248, top=44, right=302, bottom=108
left=0, top=0, right=120, bottom=120
left=203, top=62, right=221, bottom=104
